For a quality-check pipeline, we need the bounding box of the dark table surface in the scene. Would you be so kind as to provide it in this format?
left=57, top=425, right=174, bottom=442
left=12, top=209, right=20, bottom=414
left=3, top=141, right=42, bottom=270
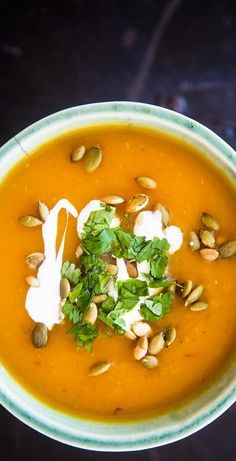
left=0, top=0, right=236, bottom=459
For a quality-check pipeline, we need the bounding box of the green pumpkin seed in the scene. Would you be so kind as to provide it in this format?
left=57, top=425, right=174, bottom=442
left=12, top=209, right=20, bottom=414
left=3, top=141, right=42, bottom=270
left=182, top=280, right=193, bottom=298
left=126, top=194, right=149, bottom=213
left=125, top=330, right=137, bottom=340
left=131, top=321, right=151, bottom=337
left=133, top=335, right=148, bottom=360
left=149, top=332, right=165, bottom=355
left=219, top=240, right=236, bottom=258
left=201, top=212, right=220, bottom=231
left=185, top=285, right=204, bottom=306
left=89, top=361, right=111, bottom=376
left=141, top=355, right=158, bottom=369
left=26, top=252, right=45, bottom=270
left=71, top=145, right=85, bottom=162
left=26, top=275, right=40, bottom=287
left=75, top=245, right=84, bottom=258
left=153, top=203, right=170, bottom=226
left=189, top=231, right=200, bottom=251
left=199, top=229, right=215, bottom=248
left=93, top=294, right=107, bottom=303
left=190, top=301, right=208, bottom=311
left=167, top=284, right=176, bottom=294
left=126, top=261, right=138, bottom=278
left=106, top=263, right=118, bottom=276
left=200, top=248, right=219, bottom=261
left=165, top=326, right=176, bottom=347
left=19, top=216, right=43, bottom=227
left=32, top=323, right=48, bottom=348
left=101, top=195, right=125, bottom=205
left=84, top=146, right=102, bottom=173
left=60, top=278, right=70, bottom=299
left=83, top=302, right=98, bottom=324
left=38, top=201, right=49, bottom=222
left=135, top=176, right=157, bottom=190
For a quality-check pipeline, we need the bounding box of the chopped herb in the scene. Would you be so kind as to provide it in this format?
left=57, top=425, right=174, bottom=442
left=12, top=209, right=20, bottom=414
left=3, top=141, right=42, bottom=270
left=63, top=301, right=81, bottom=324
left=140, top=291, right=173, bottom=322
left=82, top=228, right=115, bottom=256
left=69, top=322, right=98, bottom=350
left=61, top=261, right=81, bottom=285
left=82, top=205, right=115, bottom=238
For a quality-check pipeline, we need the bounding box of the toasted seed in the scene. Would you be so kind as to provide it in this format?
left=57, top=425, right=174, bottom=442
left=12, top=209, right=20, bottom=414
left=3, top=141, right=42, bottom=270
left=125, top=330, right=137, bottom=340
left=75, top=245, right=84, bottom=258
left=153, top=203, right=170, bottom=226
left=200, top=248, right=219, bottom=261
left=26, top=275, right=40, bottom=287
left=84, top=146, right=102, bottom=173
left=101, top=195, right=125, bottom=205
left=133, top=336, right=148, bottom=360
left=189, top=231, right=200, bottom=251
left=165, top=326, right=176, bottom=347
left=89, top=361, right=111, bottom=376
left=71, top=145, right=85, bottom=162
left=93, top=294, right=107, bottom=303
left=199, top=229, right=215, bottom=248
left=19, top=216, right=43, bottom=227
left=149, top=332, right=165, bottom=355
left=167, top=284, right=176, bottom=294
left=141, top=355, right=158, bottom=369
left=126, top=261, right=138, bottom=278
left=84, top=302, right=98, bottom=324
left=106, top=263, right=118, bottom=276
left=60, top=298, right=66, bottom=309
left=190, top=301, right=208, bottom=311
left=201, top=212, right=220, bottom=231
left=219, top=240, right=236, bottom=258
left=131, top=321, right=151, bottom=337
left=32, top=323, right=48, bottom=348
left=182, top=280, right=193, bottom=298
left=60, top=278, right=70, bottom=299
left=185, top=285, right=204, bottom=306
left=38, top=201, right=49, bottom=222
left=126, top=194, right=149, bottom=213
left=26, top=252, right=45, bottom=270
left=135, top=176, right=157, bottom=190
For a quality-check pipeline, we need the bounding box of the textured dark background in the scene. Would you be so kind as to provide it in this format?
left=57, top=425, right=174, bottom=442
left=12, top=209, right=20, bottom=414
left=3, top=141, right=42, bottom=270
left=0, top=0, right=236, bottom=459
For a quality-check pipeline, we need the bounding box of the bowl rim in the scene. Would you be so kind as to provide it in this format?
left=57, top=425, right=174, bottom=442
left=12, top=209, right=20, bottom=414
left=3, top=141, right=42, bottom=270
left=0, top=101, right=236, bottom=451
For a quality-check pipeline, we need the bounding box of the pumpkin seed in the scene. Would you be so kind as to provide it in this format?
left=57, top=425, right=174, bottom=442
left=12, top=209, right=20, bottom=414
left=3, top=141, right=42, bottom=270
left=101, top=195, right=125, bottom=205
left=199, top=229, right=215, bottom=248
left=19, top=216, right=43, bottom=227
left=26, top=275, right=40, bottom=287
left=185, top=285, right=204, bottom=306
left=141, top=355, right=158, bottom=369
left=84, top=146, right=102, bottom=173
left=89, top=361, right=111, bottom=376
left=149, top=332, right=165, bottom=355
left=126, top=261, right=138, bottom=278
left=219, top=240, right=236, bottom=258
left=38, top=201, right=49, bottom=222
left=125, top=330, right=137, bottom=340
left=200, top=248, right=219, bottom=261
left=75, top=245, right=84, bottom=258
left=189, top=231, right=200, bottom=251
left=32, top=323, right=48, bottom=348
left=93, top=294, right=107, bottom=303
left=26, top=252, right=45, bottom=270
left=83, top=302, right=98, bottom=324
left=133, top=335, right=148, bottom=360
left=190, top=301, right=208, bottom=311
left=126, top=194, right=149, bottom=213
left=71, top=145, right=85, bottom=162
left=167, top=284, right=176, bottom=294
left=60, top=278, right=70, bottom=299
left=153, top=203, right=170, bottom=226
left=165, top=326, right=176, bottom=347
left=201, top=212, right=220, bottom=231
left=106, top=263, right=118, bottom=276
left=135, top=176, right=157, bottom=190
left=131, top=321, right=151, bottom=337
left=182, top=280, right=193, bottom=298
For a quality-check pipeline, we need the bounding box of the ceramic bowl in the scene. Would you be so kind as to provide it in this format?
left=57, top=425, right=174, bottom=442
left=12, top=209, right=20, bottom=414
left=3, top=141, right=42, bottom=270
left=0, top=102, right=236, bottom=451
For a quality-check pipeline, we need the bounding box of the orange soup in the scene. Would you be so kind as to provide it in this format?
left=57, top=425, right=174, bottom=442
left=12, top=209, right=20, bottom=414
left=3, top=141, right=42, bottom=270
left=0, top=125, right=236, bottom=419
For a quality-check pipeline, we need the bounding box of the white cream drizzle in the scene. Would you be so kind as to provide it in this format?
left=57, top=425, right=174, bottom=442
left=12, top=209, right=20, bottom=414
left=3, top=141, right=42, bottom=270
left=25, top=199, right=78, bottom=330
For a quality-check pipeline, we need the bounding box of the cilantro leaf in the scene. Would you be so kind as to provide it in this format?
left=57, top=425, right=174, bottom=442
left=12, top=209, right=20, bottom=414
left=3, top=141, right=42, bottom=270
left=63, top=301, right=81, bottom=324
left=61, top=261, right=81, bottom=285
left=140, top=291, right=173, bottom=322
left=82, top=228, right=115, bottom=256
left=82, top=205, right=115, bottom=238
left=150, top=252, right=168, bottom=279
left=69, top=322, right=98, bottom=349
left=118, top=279, right=148, bottom=297
left=80, top=254, right=105, bottom=273
left=112, top=228, right=145, bottom=260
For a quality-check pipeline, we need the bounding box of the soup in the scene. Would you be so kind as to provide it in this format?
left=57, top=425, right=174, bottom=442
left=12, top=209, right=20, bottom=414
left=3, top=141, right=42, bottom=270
left=0, top=125, right=235, bottom=419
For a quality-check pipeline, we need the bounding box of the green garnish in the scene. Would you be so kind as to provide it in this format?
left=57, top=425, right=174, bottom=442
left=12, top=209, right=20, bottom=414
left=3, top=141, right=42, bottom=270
left=140, top=292, right=173, bottom=322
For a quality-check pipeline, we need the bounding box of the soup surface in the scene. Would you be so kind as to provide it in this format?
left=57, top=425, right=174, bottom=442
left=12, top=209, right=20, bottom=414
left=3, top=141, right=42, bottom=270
left=0, top=125, right=236, bottom=419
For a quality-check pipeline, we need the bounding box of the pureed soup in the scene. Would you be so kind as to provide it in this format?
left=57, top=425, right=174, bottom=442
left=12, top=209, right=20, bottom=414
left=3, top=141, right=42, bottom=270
left=0, top=125, right=236, bottom=420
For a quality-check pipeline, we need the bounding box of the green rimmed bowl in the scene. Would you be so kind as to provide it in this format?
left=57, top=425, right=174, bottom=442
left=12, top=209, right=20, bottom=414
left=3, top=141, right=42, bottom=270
left=0, top=102, right=236, bottom=451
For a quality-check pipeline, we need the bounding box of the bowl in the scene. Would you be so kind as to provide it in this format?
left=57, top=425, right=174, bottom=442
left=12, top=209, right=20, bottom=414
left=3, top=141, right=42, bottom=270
left=0, top=101, right=236, bottom=451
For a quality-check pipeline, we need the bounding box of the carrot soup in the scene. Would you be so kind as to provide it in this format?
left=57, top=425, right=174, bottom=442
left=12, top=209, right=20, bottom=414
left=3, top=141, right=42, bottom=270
left=0, top=125, right=235, bottom=419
